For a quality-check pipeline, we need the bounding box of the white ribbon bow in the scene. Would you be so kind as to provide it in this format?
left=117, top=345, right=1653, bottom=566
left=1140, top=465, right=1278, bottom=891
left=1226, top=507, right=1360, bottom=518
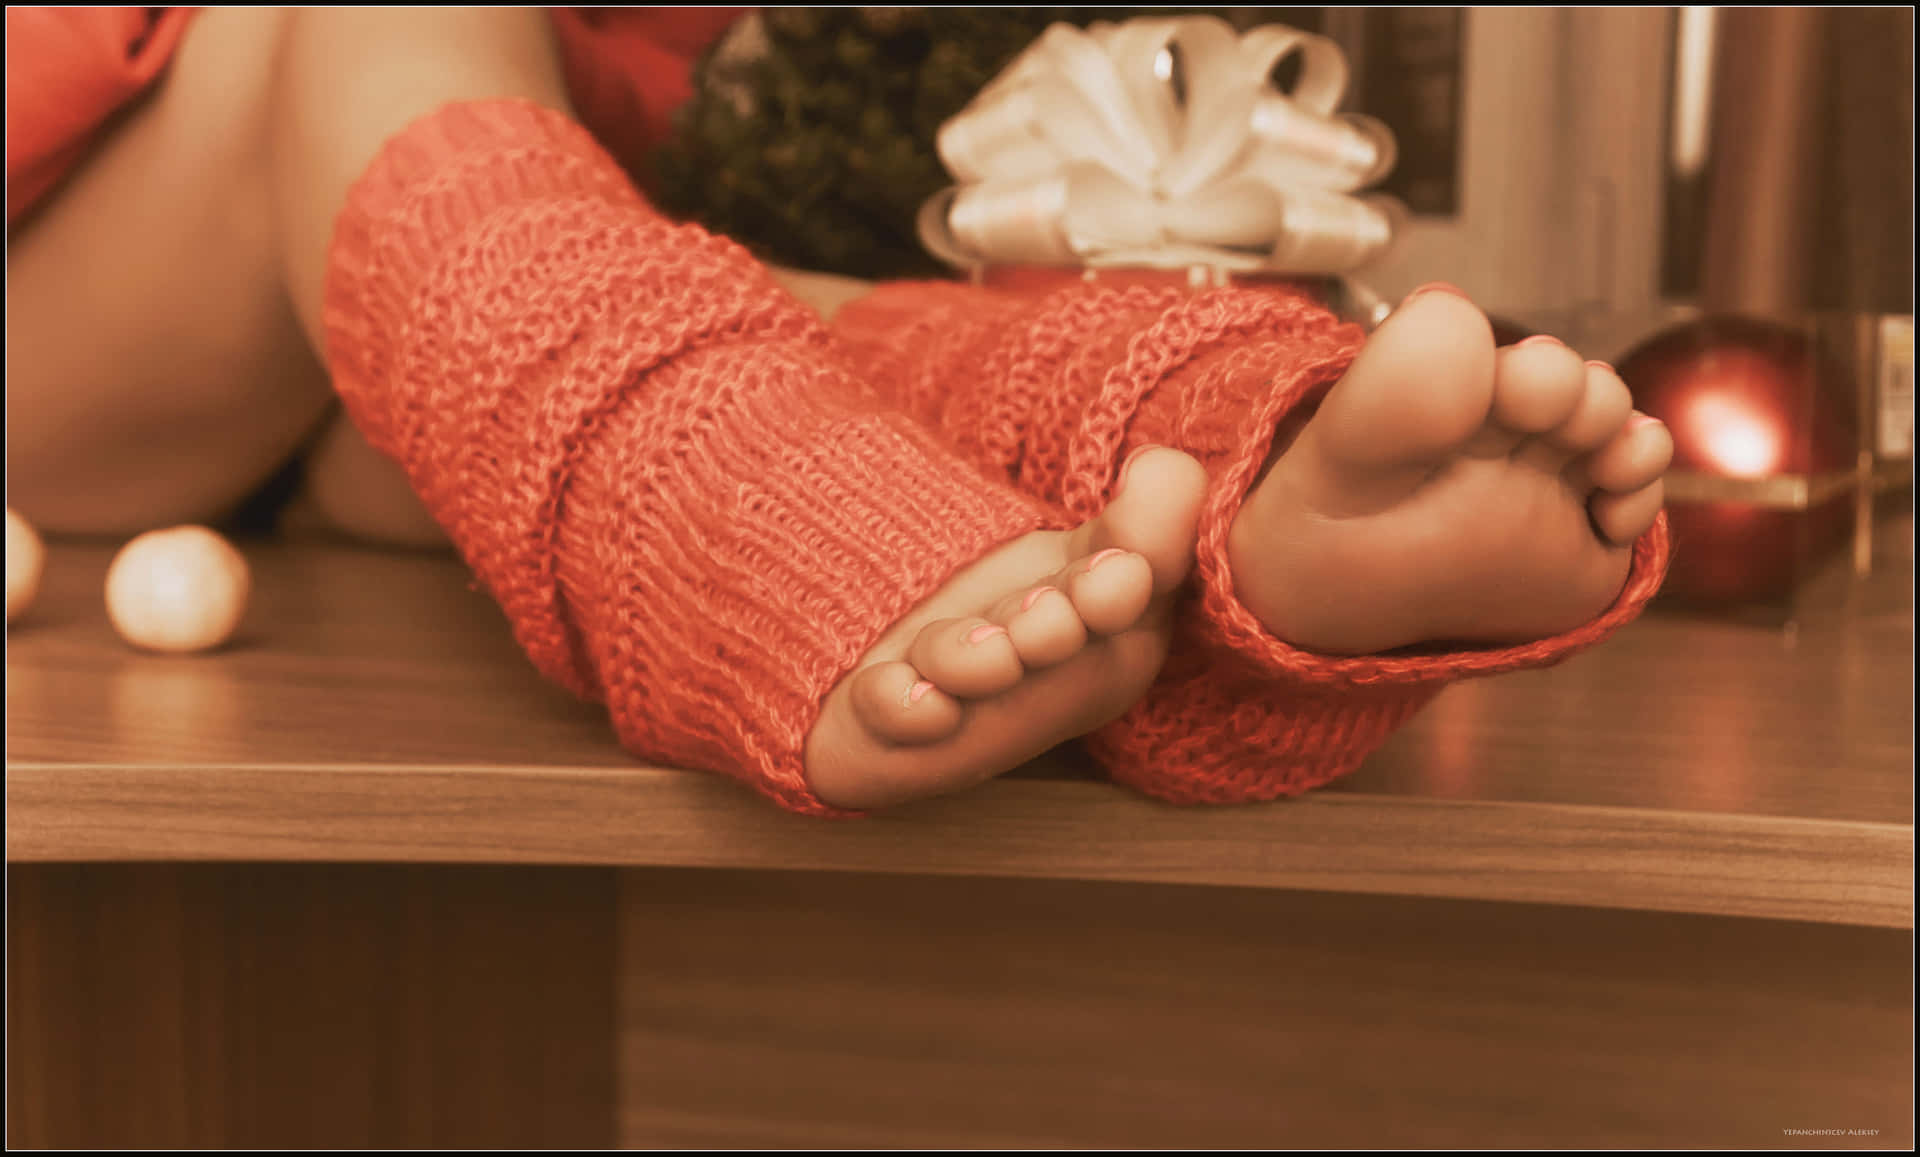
left=918, top=16, right=1405, bottom=276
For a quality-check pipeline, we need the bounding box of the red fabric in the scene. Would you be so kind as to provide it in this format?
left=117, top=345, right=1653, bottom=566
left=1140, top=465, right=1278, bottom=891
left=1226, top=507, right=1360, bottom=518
left=547, top=7, right=747, bottom=185
left=5, top=6, right=198, bottom=225
left=4, top=6, right=741, bottom=226
left=832, top=281, right=1672, bottom=803
left=322, top=99, right=1055, bottom=815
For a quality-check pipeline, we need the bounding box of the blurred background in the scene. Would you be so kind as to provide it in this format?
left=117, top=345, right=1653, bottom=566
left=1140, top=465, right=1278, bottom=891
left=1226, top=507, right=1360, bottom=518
left=653, top=5, right=1913, bottom=608
left=655, top=6, right=1913, bottom=325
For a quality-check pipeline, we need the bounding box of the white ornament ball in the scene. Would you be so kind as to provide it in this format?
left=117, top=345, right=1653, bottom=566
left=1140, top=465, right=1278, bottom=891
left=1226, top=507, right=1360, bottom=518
left=6, top=507, right=46, bottom=625
left=105, top=526, right=251, bottom=653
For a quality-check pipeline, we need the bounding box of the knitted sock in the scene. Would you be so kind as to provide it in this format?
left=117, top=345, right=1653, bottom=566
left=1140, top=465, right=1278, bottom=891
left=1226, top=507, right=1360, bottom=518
left=323, top=100, right=1054, bottom=815
left=834, top=280, right=1671, bottom=803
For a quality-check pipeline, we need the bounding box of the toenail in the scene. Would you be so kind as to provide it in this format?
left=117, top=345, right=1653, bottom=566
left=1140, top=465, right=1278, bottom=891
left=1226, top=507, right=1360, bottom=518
left=1115, top=444, right=1163, bottom=494
left=1405, top=281, right=1469, bottom=302
left=1585, top=359, right=1615, bottom=373
left=905, top=680, right=935, bottom=705
left=965, top=624, right=1007, bottom=645
left=1085, top=547, right=1129, bottom=573
left=1516, top=334, right=1564, bottom=350
left=1020, top=586, right=1052, bottom=613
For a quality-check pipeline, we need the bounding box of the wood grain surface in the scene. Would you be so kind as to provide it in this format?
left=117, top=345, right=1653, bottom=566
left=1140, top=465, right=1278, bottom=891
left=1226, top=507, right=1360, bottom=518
left=616, top=869, right=1913, bottom=1150
left=8, top=533, right=1911, bottom=818
left=6, top=862, right=617, bottom=1150
left=5, top=764, right=1910, bottom=928
left=7, top=527, right=1914, bottom=927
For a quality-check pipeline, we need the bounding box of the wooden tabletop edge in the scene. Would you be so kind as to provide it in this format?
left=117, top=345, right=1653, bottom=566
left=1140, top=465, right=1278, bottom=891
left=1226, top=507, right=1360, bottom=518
left=7, top=758, right=1913, bottom=834
left=7, top=761, right=1911, bottom=930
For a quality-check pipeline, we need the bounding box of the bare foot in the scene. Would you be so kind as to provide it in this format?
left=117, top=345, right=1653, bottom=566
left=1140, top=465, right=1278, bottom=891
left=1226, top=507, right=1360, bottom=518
left=1229, top=286, right=1672, bottom=655
left=806, top=447, right=1207, bottom=809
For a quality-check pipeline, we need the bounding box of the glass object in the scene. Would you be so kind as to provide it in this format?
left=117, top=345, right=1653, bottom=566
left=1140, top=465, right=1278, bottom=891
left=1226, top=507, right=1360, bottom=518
left=1596, top=308, right=1913, bottom=618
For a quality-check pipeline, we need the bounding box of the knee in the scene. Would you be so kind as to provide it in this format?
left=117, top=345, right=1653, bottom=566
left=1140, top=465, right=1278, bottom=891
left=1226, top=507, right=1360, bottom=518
left=300, top=414, right=450, bottom=549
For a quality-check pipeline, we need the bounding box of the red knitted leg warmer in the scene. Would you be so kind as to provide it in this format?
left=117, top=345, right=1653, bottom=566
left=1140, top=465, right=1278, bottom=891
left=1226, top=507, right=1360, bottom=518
left=834, top=281, right=1671, bottom=803
left=323, top=101, right=1054, bottom=815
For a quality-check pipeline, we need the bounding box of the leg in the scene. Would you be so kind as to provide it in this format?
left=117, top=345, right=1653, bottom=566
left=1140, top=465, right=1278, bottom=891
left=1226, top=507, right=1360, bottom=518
left=272, top=9, right=1207, bottom=811
left=291, top=261, right=880, bottom=548
left=264, top=7, right=575, bottom=549
left=6, top=7, right=332, bottom=536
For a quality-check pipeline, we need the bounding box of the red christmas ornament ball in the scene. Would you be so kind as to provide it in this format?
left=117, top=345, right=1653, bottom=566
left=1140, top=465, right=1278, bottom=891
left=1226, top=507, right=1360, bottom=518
left=1616, top=316, right=1857, bottom=604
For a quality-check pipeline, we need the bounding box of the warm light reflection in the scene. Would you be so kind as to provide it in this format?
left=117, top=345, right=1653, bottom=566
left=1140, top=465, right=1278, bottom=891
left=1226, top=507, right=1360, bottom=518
left=109, top=658, right=243, bottom=763
left=1422, top=680, right=1485, bottom=796
left=1686, top=392, right=1784, bottom=478
left=1671, top=7, right=1719, bottom=177
left=1684, top=632, right=1759, bottom=815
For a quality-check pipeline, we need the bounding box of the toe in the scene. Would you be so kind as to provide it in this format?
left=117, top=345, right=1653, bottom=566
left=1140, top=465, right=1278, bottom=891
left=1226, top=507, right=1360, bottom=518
left=1517, top=357, right=1634, bottom=474
left=1061, top=548, right=1156, bottom=636
left=1550, top=362, right=1636, bottom=452
left=1312, top=288, right=1497, bottom=471
left=848, top=660, right=964, bottom=745
left=1575, top=413, right=1675, bottom=493
left=988, top=583, right=1087, bottom=670
left=906, top=616, right=1024, bottom=699
left=1590, top=479, right=1666, bottom=546
left=1472, top=336, right=1588, bottom=456
left=1073, top=444, right=1208, bottom=593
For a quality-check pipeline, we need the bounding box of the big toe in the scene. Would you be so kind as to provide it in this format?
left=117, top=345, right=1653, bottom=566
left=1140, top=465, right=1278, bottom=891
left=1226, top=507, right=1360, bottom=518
left=1074, top=444, right=1208, bottom=594
left=1308, top=286, right=1497, bottom=473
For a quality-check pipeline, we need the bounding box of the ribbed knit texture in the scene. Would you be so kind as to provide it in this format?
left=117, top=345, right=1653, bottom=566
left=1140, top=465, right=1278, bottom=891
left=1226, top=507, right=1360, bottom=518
left=322, top=100, right=1053, bottom=815
left=834, top=280, right=1672, bottom=803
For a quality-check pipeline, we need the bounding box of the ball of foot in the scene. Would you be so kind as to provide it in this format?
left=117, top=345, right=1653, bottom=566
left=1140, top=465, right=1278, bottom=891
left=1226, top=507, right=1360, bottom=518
left=6, top=507, right=46, bottom=625
left=106, top=526, right=250, bottom=653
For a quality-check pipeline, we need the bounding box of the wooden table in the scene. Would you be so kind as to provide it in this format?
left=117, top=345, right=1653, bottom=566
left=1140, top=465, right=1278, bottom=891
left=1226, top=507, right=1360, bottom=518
left=8, top=521, right=1913, bottom=1148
